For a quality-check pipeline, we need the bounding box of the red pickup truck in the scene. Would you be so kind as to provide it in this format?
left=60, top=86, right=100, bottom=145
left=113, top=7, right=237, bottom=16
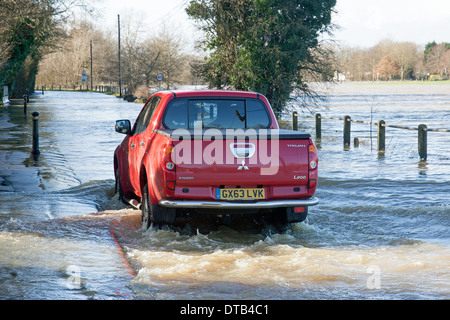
left=114, top=90, right=318, bottom=229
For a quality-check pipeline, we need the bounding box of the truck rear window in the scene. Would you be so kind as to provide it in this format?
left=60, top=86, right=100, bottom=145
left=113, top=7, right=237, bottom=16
left=163, top=99, right=270, bottom=129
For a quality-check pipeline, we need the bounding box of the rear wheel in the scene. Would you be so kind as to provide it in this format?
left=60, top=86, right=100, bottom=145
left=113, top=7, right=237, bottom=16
left=141, top=183, right=177, bottom=230
left=114, top=167, right=124, bottom=201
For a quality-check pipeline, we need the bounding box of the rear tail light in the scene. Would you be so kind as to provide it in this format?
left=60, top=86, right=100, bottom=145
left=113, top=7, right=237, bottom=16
left=162, top=144, right=175, bottom=171
left=308, top=144, right=318, bottom=170
left=308, top=141, right=318, bottom=192
left=162, top=144, right=176, bottom=196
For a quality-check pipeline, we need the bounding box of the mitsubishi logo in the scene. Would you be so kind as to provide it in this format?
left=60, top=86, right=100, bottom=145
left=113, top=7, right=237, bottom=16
left=238, top=160, right=249, bottom=170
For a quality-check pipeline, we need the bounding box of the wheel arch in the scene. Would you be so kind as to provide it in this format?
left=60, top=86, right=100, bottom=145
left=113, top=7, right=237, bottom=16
left=139, top=161, right=157, bottom=205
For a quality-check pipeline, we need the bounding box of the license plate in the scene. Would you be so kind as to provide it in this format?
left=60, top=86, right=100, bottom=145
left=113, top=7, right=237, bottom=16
left=215, top=188, right=265, bottom=200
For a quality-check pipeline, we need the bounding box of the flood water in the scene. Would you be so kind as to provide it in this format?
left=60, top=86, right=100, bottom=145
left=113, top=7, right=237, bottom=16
left=0, top=84, right=449, bottom=300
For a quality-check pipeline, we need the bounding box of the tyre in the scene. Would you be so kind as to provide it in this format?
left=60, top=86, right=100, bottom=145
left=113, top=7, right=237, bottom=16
left=141, top=184, right=151, bottom=230
left=115, top=167, right=124, bottom=201
left=141, top=183, right=177, bottom=229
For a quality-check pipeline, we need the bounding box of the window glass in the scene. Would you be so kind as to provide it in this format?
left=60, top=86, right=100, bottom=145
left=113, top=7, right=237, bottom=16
left=163, top=99, right=188, bottom=129
left=189, top=100, right=245, bottom=129
left=163, top=98, right=270, bottom=129
left=134, top=96, right=161, bottom=134
left=246, top=99, right=270, bottom=129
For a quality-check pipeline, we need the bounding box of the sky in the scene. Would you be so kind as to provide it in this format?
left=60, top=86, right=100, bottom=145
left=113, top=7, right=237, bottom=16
left=96, top=0, right=450, bottom=49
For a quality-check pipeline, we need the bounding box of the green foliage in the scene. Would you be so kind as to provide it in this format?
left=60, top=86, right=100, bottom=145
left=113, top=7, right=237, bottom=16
left=424, top=41, right=450, bottom=62
left=186, top=0, right=337, bottom=112
left=3, top=18, right=39, bottom=90
left=424, top=41, right=437, bottom=61
left=0, top=0, right=69, bottom=98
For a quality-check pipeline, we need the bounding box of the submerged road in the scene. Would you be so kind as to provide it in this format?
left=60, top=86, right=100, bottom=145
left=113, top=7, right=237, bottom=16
left=1, top=87, right=449, bottom=300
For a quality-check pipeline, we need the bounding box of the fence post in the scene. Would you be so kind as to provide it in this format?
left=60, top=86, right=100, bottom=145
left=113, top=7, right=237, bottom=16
left=377, top=120, right=385, bottom=153
left=315, top=113, right=321, bottom=140
left=292, top=111, right=298, bottom=131
left=418, top=124, right=427, bottom=161
left=23, top=95, right=27, bottom=113
left=344, top=115, right=351, bottom=149
left=31, top=111, right=40, bottom=155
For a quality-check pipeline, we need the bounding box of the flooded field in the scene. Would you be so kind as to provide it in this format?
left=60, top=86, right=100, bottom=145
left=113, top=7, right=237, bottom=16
left=0, top=83, right=449, bottom=300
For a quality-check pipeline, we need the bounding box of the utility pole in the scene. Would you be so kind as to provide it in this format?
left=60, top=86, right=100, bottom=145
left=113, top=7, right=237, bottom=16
left=118, top=14, right=122, bottom=98
left=90, top=40, right=93, bottom=90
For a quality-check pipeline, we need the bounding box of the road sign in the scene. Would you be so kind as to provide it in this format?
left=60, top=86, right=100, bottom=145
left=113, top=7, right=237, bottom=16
left=156, top=73, right=164, bottom=91
left=82, top=69, right=88, bottom=82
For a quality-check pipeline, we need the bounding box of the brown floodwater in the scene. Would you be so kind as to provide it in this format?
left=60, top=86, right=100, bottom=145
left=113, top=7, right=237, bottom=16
left=1, top=84, right=449, bottom=300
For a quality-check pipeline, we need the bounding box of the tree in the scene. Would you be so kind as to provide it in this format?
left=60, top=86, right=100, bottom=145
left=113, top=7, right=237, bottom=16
left=0, top=0, right=93, bottom=101
left=36, top=20, right=118, bottom=87
left=115, top=13, right=187, bottom=95
left=389, top=42, right=419, bottom=81
left=186, top=0, right=337, bottom=113
left=425, top=43, right=450, bottom=78
left=150, top=27, right=187, bottom=90
left=373, top=55, right=400, bottom=81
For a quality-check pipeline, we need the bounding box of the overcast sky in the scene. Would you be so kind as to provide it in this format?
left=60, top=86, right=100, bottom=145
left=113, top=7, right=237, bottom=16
left=98, top=0, right=450, bottom=49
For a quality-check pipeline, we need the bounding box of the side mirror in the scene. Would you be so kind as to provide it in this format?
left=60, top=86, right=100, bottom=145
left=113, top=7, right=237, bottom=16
left=115, top=120, right=132, bottom=135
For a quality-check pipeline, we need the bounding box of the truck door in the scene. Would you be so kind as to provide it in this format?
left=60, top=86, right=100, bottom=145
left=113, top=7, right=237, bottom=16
left=127, top=96, right=161, bottom=194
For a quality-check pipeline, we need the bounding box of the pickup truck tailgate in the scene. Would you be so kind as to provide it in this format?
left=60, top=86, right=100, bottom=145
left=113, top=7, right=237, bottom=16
left=157, top=129, right=312, bottom=194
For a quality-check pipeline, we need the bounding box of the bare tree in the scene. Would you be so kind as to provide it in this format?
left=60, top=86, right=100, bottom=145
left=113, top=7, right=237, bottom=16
left=388, top=42, right=419, bottom=80
left=150, top=26, right=187, bottom=90
left=36, top=20, right=117, bottom=87
left=426, top=43, right=450, bottom=78
left=333, top=39, right=422, bottom=82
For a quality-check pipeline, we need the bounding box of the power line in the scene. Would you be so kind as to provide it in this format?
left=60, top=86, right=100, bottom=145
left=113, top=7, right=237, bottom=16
left=146, top=0, right=189, bottom=29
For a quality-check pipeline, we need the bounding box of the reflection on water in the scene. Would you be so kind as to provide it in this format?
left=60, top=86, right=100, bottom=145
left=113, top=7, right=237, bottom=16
left=0, top=85, right=449, bottom=300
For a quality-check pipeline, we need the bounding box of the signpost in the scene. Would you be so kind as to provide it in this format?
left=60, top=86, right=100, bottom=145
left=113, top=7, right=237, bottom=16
left=156, top=73, right=164, bottom=91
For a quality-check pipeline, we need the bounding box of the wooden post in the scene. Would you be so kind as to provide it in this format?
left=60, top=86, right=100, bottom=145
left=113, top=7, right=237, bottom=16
left=31, top=111, right=40, bottom=155
left=23, top=95, right=27, bottom=113
left=292, top=111, right=298, bottom=131
left=418, top=124, right=427, bottom=161
left=315, top=113, right=321, bottom=140
left=343, top=115, right=351, bottom=149
left=377, top=120, right=385, bottom=152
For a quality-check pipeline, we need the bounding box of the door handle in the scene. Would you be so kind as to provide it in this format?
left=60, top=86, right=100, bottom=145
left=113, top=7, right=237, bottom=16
left=140, top=140, right=145, bottom=147
left=131, top=142, right=135, bottom=149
